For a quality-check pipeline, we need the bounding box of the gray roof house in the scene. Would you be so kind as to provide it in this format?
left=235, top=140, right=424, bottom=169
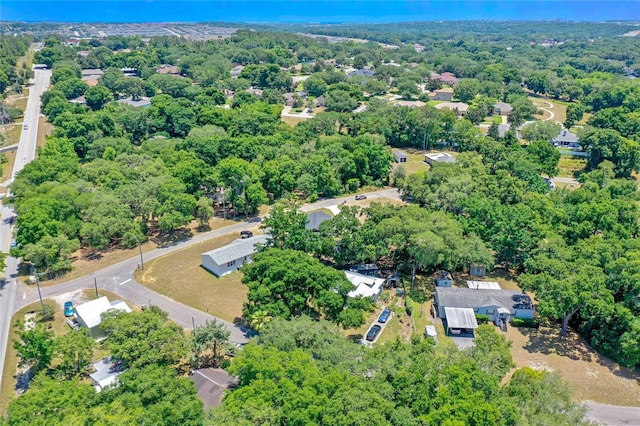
left=306, top=211, right=332, bottom=231
left=553, top=129, right=581, bottom=150
left=492, top=102, right=513, bottom=116
left=90, top=357, right=125, bottom=392
left=201, top=235, right=269, bottom=277
left=434, top=287, right=534, bottom=331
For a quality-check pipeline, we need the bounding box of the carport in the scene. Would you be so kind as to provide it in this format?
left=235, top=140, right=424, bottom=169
left=444, top=307, right=478, bottom=337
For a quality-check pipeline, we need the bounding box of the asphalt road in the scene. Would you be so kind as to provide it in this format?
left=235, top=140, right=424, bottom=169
left=585, top=401, right=640, bottom=425
left=12, top=188, right=402, bottom=344
left=0, top=65, right=51, bottom=385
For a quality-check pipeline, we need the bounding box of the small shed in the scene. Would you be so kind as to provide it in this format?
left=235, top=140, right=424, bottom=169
left=424, top=325, right=437, bottom=342
left=444, top=307, right=478, bottom=336
left=469, top=263, right=486, bottom=277
left=434, top=270, right=453, bottom=287
left=393, top=149, right=408, bottom=163
left=466, top=281, right=501, bottom=290
left=90, top=357, right=125, bottom=392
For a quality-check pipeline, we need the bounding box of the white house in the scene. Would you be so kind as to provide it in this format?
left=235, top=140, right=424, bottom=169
left=345, top=271, right=385, bottom=300
left=201, top=235, right=269, bottom=277
left=75, top=297, right=132, bottom=339
left=90, top=357, right=125, bottom=392
left=424, top=152, right=456, bottom=165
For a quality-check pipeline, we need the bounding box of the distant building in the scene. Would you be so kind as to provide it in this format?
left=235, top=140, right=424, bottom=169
left=434, top=101, right=469, bottom=116
left=117, top=96, right=151, bottom=108
left=345, top=271, right=385, bottom=300
left=430, top=88, right=454, bottom=101
left=393, top=149, right=408, bottom=163
left=313, top=96, right=325, bottom=107
left=156, top=64, right=180, bottom=75
left=230, top=65, right=245, bottom=78
left=348, top=69, right=375, bottom=78
left=430, top=72, right=459, bottom=86
left=394, top=100, right=426, bottom=108
left=424, top=152, right=456, bottom=165
left=246, top=87, right=263, bottom=97
left=553, top=129, right=581, bottom=150
left=201, top=235, right=269, bottom=277
left=348, top=264, right=379, bottom=277
left=492, top=102, right=513, bottom=116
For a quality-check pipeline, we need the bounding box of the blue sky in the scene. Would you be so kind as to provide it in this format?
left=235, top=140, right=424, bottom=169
left=2, top=1, right=640, bottom=23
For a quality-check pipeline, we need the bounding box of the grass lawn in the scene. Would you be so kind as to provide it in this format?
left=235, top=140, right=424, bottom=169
left=506, top=325, right=640, bottom=406
left=37, top=117, right=54, bottom=149
left=37, top=217, right=238, bottom=287
left=134, top=232, right=251, bottom=323
left=1, top=150, right=17, bottom=185
left=281, top=115, right=309, bottom=127
left=557, top=156, right=587, bottom=179
left=392, top=151, right=429, bottom=176
left=3, top=125, right=21, bottom=146
left=0, top=289, right=138, bottom=412
left=529, top=97, right=567, bottom=124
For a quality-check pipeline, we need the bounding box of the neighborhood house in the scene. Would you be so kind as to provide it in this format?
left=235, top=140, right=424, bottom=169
left=434, top=287, right=534, bottom=330
left=345, top=271, right=385, bottom=300
left=90, top=357, right=125, bottom=392
left=430, top=88, right=454, bottom=101
left=75, top=296, right=132, bottom=339
left=553, top=129, right=581, bottom=150
left=201, top=234, right=269, bottom=277
left=424, top=152, right=456, bottom=165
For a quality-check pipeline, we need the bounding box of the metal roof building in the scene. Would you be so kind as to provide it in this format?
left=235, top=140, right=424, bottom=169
left=201, top=234, right=269, bottom=277
left=466, top=281, right=502, bottom=290
left=444, top=307, right=479, bottom=330
left=435, top=287, right=534, bottom=320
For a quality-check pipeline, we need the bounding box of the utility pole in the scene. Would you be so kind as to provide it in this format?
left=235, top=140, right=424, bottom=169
left=94, top=277, right=98, bottom=298
left=138, top=239, right=144, bottom=270
left=34, top=270, right=44, bottom=311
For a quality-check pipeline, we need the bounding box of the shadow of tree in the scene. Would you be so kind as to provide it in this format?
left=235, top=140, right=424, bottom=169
left=521, top=325, right=640, bottom=383
left=152, top=228, right=194, bottom=248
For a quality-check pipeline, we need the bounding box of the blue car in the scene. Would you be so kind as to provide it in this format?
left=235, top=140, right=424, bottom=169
left=378, top=308, right=391, bottom=323
left=64, top=301, right=74, bottom=317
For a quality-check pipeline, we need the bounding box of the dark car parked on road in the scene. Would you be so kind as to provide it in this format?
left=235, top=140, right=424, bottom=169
left=366, top=325, right=382, bottom=342
left=240, top=230, right=253, bottom=239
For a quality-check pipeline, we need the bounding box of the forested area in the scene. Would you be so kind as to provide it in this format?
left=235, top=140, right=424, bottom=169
left=2, top=22, right=640, bottom=423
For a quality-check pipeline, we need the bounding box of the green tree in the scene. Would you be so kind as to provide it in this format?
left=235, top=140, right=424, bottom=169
left=194, top=196, right=214, bottom=227
left=53, top=329, right=95, bottom=378
left=454, top=78, right=481, bottom=102
left=191, top=319, right=232, bottom=368
left=519, top=121, right=562, bottom=142
left=14, top=324, right=54, bottom=372
left=100, top=307, right=189, bottom=369
left=85, top=85, right=113, bottom=111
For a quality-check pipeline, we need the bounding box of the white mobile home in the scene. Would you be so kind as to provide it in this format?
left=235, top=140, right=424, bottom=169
left=201, top=235, right=269, bottom=277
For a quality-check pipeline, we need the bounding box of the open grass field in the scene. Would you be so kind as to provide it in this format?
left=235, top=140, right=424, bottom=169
left=506, top=325, right=640, bottom=406
left=36, top=117, right=53, bottom=149
left=557, top=156, right=587, bottom=178
left=281, top=115, right=309, bottom=127
left=37, top=216, right=238, bottom=287
left=2, top=125, right=21, bottom=147
left=0, top=150, right=17, bottom=186
left=134, top=232, right=254, bottom=323
left=392, top=150, right=429, bottom=176
left=529, top=97, right=567, bottom=124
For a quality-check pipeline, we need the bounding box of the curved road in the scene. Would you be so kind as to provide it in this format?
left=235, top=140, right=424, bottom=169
left=13, top=188, right=402, bottom=344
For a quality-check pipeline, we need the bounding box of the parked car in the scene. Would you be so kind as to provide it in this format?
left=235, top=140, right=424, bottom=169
left=355, top=195, right=367, bottom=200
left=366, top=325, right=382, bottom=342
left=63, top=301, right=74, bottom=317
left=240, top=230, right=253, bottom=239
left=378, top=308, right=391, bottom=323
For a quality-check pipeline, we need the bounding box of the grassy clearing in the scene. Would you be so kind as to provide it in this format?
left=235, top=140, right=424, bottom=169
left=507, top=325, right=640, bottom=406
left=281, top=115, right=309, bottom=127
left=1, top=150, right=17, bottom=185
left=134, top=231, right=257, bottom=323
left=0, top=299, right=68, bottom=413
left=577, top=112, right=592, bottom=126
left=530, top=97, right=567, bottom=124
left=37, top=217, right=238, bottom=287
left=557, top=156, right=587, bottom=179
left=37, top=117, right=53, bottom=150
left=392, top=150, right=429, bottom=176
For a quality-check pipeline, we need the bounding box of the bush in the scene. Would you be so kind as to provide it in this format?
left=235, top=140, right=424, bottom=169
left=405, top=303, right=413, bottom=317
left=475, top=314, right=490, bottom=324
left=511, top=317, right=540, bottom=328
left=37, top=304, right=55, bottom=322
